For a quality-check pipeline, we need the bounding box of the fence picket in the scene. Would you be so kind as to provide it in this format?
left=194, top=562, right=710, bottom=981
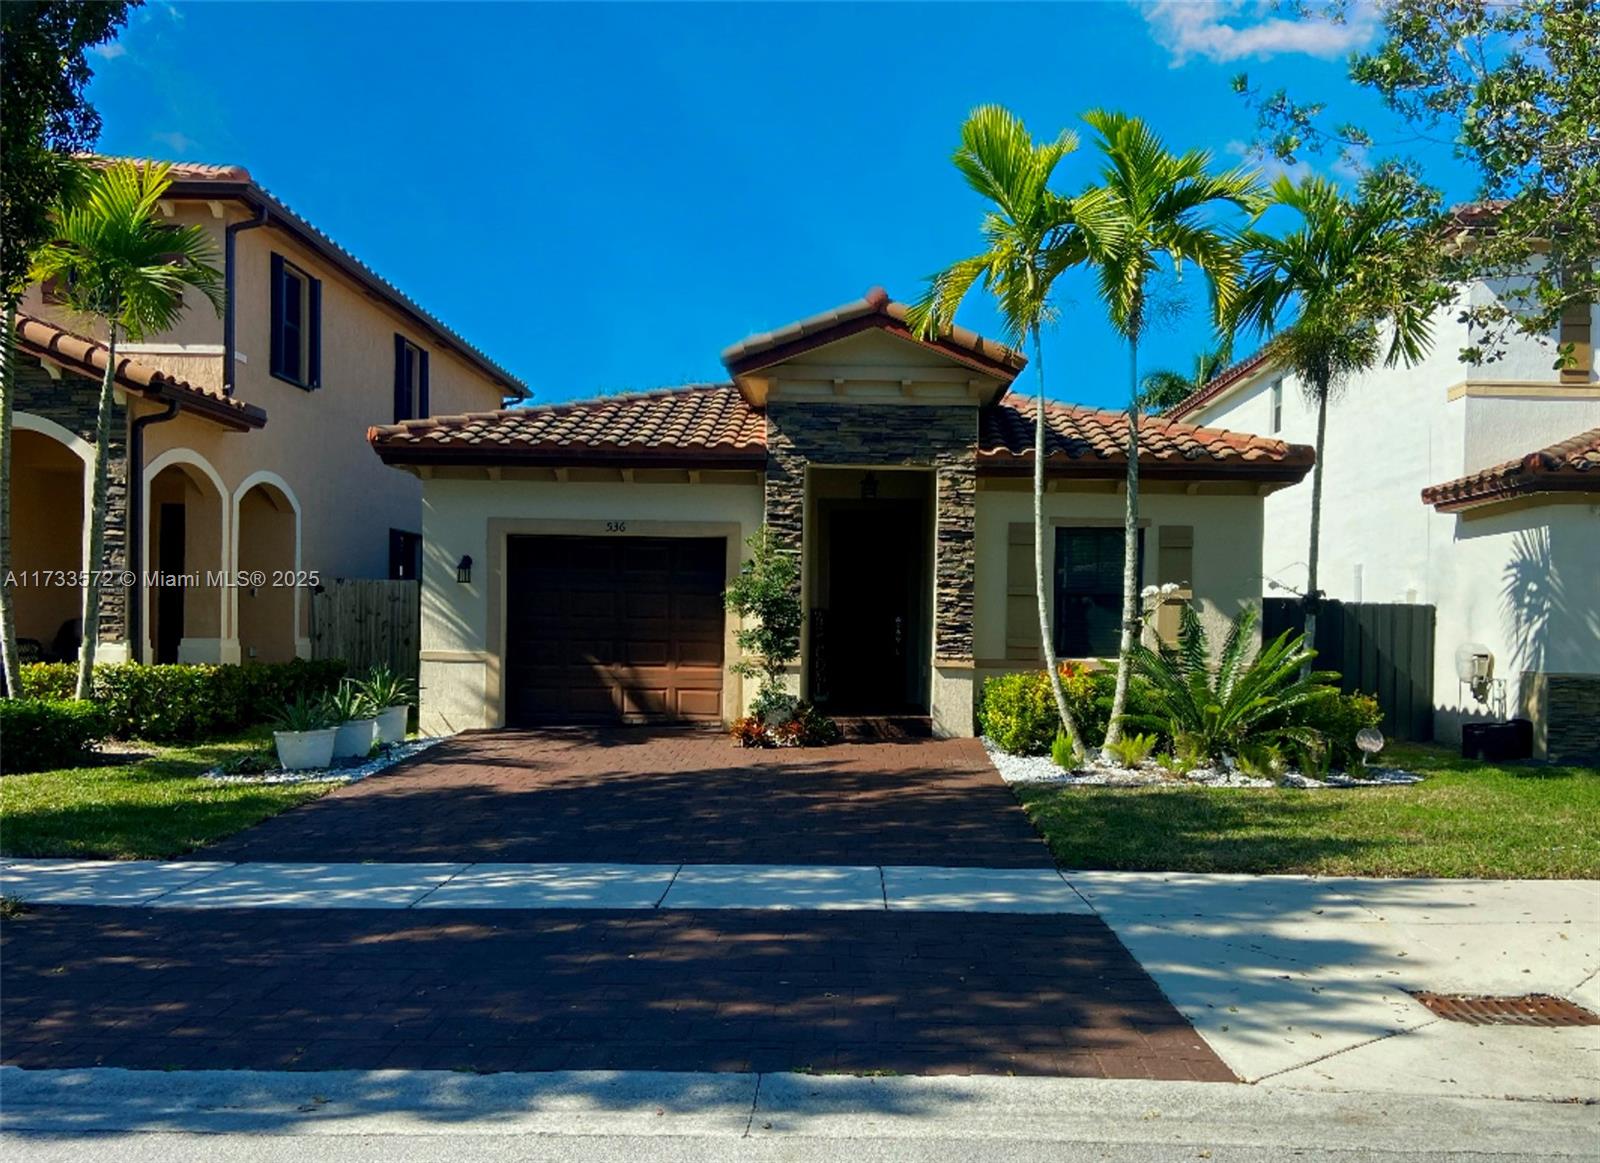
left=309, top=579, right=420, bottom=686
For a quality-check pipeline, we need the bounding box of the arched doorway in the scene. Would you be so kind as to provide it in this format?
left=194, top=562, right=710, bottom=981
left=10, top=419, right=90, bottom=661
left=233, top=474, right=302, bottom=663
left=143, top=451, right=227, bottom=664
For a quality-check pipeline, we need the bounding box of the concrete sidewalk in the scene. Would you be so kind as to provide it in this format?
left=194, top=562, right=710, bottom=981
left=0, top=859, right=1094, bottom=913
left=3, top=1067, right=1596, bottom=1160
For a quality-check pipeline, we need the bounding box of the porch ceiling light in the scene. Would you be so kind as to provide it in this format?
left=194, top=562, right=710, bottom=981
left=456, top=555, right=473, bottom=584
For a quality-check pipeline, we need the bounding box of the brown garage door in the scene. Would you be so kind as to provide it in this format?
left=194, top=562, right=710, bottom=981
left=505, top=535, right=726, bottom=726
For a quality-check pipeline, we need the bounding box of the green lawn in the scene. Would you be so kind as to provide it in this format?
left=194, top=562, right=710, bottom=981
left=1, top=730, right=331, bottom=860
left=1015, top=744, right=1600, bottom=879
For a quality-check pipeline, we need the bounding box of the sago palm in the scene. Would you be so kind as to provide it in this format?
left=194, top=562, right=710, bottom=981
left=30, top=160, right=224, bottom=697
left=1227, top=174, right=1446, bottom=662
left=1076, top=110, right=1263, bottom=753
left=906, top=105, right=1115, bottom=762
left=1126, top=603, right=1333, bottom=764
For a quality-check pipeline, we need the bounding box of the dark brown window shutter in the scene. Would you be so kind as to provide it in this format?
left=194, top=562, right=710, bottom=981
left=269, top=252, right=285, bottom=377
left=307, top=276, right=322, bottom=388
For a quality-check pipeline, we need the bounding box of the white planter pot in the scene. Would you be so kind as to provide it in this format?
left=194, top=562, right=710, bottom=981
left=376, top=704, right=409, bottom=745
left=274, top=727, right=337, bottom=772
left=333, top=717, right=379, bottom=760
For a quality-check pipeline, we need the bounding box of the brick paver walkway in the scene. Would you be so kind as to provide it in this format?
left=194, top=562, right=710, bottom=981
left=0, top=905, right=1232, bottom=1080
left=205, top=729, right=1051, bottom=868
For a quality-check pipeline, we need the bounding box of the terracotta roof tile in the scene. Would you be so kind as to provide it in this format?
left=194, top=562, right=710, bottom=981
left=371, top=383, right=1313, bottom=483
left=1162, top=348, right=1275, bottom=421
left=369, top=384, right=766, bottom=468
left=1422, top=427, right=1600, bottom=511
left=980, top=396, right=1315, bottom=479
left=15, top=312, right=266, bottom=431
left=722, top=287, right=1027, bottom=381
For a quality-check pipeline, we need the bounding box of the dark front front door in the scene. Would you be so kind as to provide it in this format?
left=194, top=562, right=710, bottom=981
left=823, top=503, right=926, bottom=713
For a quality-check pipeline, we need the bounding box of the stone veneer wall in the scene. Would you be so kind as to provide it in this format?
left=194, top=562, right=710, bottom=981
left=15, top=356, right=129, bottom=643
left=764, top=402, right=976, bottom=659
left=1524, top=672, right=1600, bottom=763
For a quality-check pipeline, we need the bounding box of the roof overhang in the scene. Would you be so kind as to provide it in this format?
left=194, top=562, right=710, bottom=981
left=722, top=288, right=1025, bottom=407
left=16, top=314, right=266, bottom=432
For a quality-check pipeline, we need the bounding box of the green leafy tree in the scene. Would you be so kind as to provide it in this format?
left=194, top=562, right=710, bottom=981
left=1127, top=603, right=1334, bottom=765
left=1228, top=173, right=1450, bottom=661
left=30, top=161, right=224, bottom=697
left=1237, top=0, right=1600, bottom=364
left=724, top=527, right=803, bottom=721
left=1075, top=110, right=1262, bottom=753
left=1139, top=346, right=1231, bottom=413
left=906, top=105, right=1112, bottom=761
left=0, top=0, right=138, bottom=697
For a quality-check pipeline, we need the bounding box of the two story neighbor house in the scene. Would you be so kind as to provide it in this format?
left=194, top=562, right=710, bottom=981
left=370, top=288, right=1314, bottom=738
left=12, top=159, right=525, bottom=667
left=1168, top=277, right=1599, bottom=762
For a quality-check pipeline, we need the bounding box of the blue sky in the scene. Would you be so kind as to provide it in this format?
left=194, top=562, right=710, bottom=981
left=85, top=2, right=1473, bottom=408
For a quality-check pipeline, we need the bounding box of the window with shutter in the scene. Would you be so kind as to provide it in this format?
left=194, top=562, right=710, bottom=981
left=1053, top=527, right=1144, bottom=658
left=270, top=253, right=320, bottom=390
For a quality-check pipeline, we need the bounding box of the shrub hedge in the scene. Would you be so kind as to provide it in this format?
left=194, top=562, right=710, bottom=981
left=14, top=659, right=347, bottom=742
left=1, top=699, right=109, bottom=773
left=979, top=664, right=1385, bottom=770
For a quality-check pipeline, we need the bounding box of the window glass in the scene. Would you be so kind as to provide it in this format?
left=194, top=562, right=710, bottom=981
left=1053, top=527, right=1142, bottom=658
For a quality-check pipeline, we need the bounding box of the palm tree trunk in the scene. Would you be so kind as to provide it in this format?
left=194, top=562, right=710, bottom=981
left=1104, top=320, right=1142, bottom=753
left=75, top=319, right=119, bottom=700
left=1301, top=379, right=1330, bottom=678
left=0, top=302, right=20, bottom=698
left=1031, top=328, right=1086, bottom=762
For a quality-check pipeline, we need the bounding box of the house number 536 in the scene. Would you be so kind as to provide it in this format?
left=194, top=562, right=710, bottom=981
left=605, top=521, right=627, bottom=533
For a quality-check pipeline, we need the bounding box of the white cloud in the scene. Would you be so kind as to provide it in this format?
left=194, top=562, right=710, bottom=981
left=1142, top=0, right=1380, bottom=65
left=90, top=42, right=126, bottom=60
left=152, top=130, right=197, bottom=154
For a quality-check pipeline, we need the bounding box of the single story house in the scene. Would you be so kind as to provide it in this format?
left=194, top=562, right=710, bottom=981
left=370, top=289, right=1314, bottom=737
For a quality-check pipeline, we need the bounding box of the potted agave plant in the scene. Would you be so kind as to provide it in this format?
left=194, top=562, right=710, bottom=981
left=328, top=682, right=379, bottom=761
left=271, top=694, right=338, bottom=771
left=360, top=665, right=416, bottom=745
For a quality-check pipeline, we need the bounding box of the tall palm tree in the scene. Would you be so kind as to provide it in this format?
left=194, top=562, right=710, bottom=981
left=906, top=105, right=1114, bottom=762
left=1139, top=345, right=1231, bottom=413
left=1076, top=110, right=1262, bottom=753
left=1227, top=174, right=1445, bottom=661
left=30, top=161, right=224, bottom=698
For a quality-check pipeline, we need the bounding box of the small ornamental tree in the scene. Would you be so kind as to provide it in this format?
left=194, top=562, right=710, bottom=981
left=724, top=527, right=802, bottom=722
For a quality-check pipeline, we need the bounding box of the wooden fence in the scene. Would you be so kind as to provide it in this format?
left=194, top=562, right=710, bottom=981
left=1262, top=598, right=1436, bottom=741
left=309, top=579, right=420, bottom=685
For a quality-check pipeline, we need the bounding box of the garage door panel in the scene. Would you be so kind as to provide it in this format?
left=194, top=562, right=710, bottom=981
left=506, top=535, right=726, bottom=726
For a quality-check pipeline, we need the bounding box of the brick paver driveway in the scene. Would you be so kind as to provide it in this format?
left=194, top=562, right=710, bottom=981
left=1, top=905, right=1232, bottom=1080
left=205, top=728, right=1052, bottom=868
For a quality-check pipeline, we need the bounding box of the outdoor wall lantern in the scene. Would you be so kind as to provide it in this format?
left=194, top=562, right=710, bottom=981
left=455, top=555, right=473, bottom=584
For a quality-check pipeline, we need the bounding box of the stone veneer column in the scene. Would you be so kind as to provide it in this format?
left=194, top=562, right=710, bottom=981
left=762, top=402, right=978, bottom=731
left=15, top=360, right=130, bottom=651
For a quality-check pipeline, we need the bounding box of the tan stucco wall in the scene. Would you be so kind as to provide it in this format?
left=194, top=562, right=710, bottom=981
left=21, top=196, right=513, bottom=603
left=415, top=475, right=766, bottom=734
left=972, top=480, right=1268, bottom=695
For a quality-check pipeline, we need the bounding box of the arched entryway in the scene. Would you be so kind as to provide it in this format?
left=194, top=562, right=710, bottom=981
left=143, top=449, right=228, bottom=664
left=10, top=415, right=90, bottom=661
left=232, top=473, right=303, bottom=662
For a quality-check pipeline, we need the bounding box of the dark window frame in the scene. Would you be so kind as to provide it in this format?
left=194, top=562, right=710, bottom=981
left=389, top=529, right=422, bottom=581
left=1269, top=379, right=1283, bottom=433
left=1052, top=525, right=1145, bottom=659
left=392, top=334, right=430, bottom=422
left=270, top=252, right=322, bottom=390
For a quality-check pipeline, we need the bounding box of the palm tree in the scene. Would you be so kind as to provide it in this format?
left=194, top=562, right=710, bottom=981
left=30, top=161, right=224, bottom=697
left=1076, top=110, right=1262, bottom=753
left=1227, top=174, right=1445, bottom=661
left=1139, top=346, right=1231, bottom=413
left=906, top=105, right=1114, bottom=762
